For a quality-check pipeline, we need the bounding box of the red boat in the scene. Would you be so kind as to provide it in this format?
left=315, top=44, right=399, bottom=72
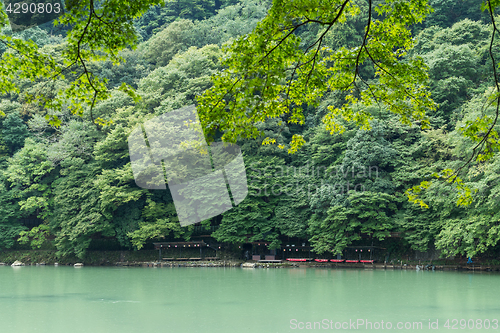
left=345, top=260, right=359, bottom=263
left=360, top=260, right=374, bottom=263
left=286, top=258, right=307, bottom=262
left=330, top=259, right=345, bottom=263
left=314, top=259, right=329, bottom=262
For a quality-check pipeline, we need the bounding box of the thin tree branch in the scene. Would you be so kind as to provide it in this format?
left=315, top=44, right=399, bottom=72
left=453, top=0, right=500, bottom=177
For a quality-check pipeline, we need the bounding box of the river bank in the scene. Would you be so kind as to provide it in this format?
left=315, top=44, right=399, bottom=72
left=1, top=249, right=499, bottom=271
left=0, top=249, right=160, bottom=266
left=136, top=261, right=500, bottom=271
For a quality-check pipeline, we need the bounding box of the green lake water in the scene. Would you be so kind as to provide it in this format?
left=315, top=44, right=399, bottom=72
left=0, top=266, right=498, bottom=332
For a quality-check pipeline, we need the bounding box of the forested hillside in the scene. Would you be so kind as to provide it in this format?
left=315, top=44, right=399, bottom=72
left=0, top=0, right=500, bottom=260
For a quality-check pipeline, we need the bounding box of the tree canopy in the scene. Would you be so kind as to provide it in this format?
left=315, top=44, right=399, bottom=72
left=1, top=0, right=500, bottom=260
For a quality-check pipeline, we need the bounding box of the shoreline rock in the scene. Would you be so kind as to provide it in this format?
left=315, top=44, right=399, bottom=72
left=241, top=263, right=256, bottom=268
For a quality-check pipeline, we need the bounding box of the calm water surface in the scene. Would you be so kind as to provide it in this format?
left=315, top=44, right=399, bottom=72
left=0, top=266, right=498, bottom=332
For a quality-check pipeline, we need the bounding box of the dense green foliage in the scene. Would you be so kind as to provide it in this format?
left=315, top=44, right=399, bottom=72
left=1, top=0, right=500, bottom=260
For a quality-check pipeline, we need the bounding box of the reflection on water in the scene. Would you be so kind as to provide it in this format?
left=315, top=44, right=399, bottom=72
left=0, top=266, right=498, bottom=333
